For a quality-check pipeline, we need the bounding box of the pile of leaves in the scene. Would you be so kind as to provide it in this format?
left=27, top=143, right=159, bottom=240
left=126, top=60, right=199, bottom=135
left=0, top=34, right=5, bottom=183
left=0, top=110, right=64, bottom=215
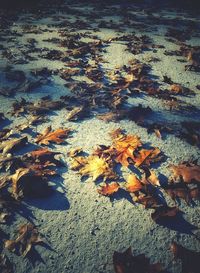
left=70, top=129, right=200, bottom=226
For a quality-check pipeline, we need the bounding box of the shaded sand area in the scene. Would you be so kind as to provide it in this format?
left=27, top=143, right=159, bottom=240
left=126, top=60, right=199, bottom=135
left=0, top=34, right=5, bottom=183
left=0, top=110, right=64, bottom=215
left=0, top=1, right=200, bottom=272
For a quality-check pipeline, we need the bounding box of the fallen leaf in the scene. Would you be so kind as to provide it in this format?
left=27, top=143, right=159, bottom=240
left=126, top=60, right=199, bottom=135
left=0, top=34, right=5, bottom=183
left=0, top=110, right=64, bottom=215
left=97, top=182, right=120, bottom=196
left=170, top=162, right=200, bottom=184
left=151, top=206, right=179, bottom=222
left=112, top=133, right=142, bottom=167
left=75, top=155, right=117, bottom=182
left=164, top=183, right=199, bottom=204
left=134, top=148, right=161, bottom=167
left=170, top=241, right=200, bottom=273
left=67, top=148, right=83, bottom=157
left=66, top=106, right=85, bottom=121
left=113, top=247, right=163, bottom=273
left=142, top=168, right=160, bottom=186
left=5, top=223, right=43, bottom=257
left=0, top=136, right=27, bottom=154
left=35, top=126, right=71, bottom=145
left=11, top=167, right=53, bottom=199
left=133, top=194, right=160, bottom=209
left=125, top=174, right=143, bottom=193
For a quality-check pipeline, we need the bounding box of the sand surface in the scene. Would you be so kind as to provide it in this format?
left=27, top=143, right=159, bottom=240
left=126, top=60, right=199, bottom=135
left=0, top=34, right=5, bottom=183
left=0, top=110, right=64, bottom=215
left=0, top=1, right=200, bottom=273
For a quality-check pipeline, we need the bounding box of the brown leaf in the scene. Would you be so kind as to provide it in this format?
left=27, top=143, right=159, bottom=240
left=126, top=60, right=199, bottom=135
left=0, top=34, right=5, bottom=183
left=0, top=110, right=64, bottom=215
left=170, top=162, right=200, bottom=184
left=5, top=223, right=43, bottom=257
left=165, top=183, right=199, bottom=204
left=0, top=136, right=27, bottom=154
left=112, top=133, right=142, bottom=167
left=97, top=182, right=120, bottom=196
left=113, top=247, right=163, bottom=273
left=35, top=126, right=71, bottom=145
left=11, top=167, right=53, bottom=199
left=170, top=241, right=200, bottom=273
left=134, top=148, right=161, bottom=167
left=133, top=194, right=160, bottom=209
left=151, top=206, right=179, bottom=222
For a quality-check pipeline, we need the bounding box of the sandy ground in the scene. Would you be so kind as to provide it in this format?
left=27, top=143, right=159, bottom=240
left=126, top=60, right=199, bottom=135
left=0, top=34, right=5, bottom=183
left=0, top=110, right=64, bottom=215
left=0, top=1, right=200, bottom=273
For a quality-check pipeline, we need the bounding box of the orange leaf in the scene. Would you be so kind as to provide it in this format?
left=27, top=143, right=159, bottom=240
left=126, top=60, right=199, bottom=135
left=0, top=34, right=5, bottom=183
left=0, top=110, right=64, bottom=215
left=170, top=84, right=183, bottom=93
left=113, top=134, right=142, bottom=167
left=97, top=182, right=120, bottom=196
left=125, top=174, right=142, bottom=192
left=35, top=126, right=71, bottom=145
left=134, top=148, right=161, bottom=167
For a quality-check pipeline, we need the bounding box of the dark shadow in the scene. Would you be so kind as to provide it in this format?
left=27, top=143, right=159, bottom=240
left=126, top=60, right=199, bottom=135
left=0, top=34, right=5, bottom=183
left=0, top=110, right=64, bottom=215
left=110, top=188, right=135, bottom=205
left=155, top=211, right=198, bottom=235
left=26, top=190, right=70, bottom=211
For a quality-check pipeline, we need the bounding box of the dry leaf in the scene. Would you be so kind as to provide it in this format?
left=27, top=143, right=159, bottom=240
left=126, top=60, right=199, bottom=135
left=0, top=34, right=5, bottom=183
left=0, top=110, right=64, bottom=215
left=11, top=167, right=52, bottom=199
left=142, top=168, right=160, bottom=186
left=125, top=174, right=143, bottom=193
left=170, top=241, right=200, bottom=273
left=74, top=155, right=117, bottom=182
left=5, top=223, right=43, bottom=257
left=0, top=136, right=27, bottom=154
left=151, top=206, right=179, bottom=222
left=66, top=106, right=85, bottom=121
left=35, top=126, right=71, bottom=145
left=170, top=162, right=200, bottom=184
left=113, top=247, right=163, bottom=273
left=97, top=182, right=120, bottom=196
left=133, top=194, right=160, bottom=209
left=134, top=148, right=161, bottom=167
left=112, top=134, right=142, bottom=167
left=165, top=183, right=199, bottom=204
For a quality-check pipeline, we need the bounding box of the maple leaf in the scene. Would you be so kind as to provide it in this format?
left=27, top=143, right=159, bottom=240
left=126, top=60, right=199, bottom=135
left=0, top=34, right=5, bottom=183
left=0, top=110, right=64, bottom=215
left=111, top=133, right=142, bottom=167
left=113, top=247, right=163, bottom=273
left=164, top=183, right=199, bottom=204
left=5, top=223, right=43, bottom=257
left=97, top=182, right=120, bottom=196
left=170, top=162, right=200, bottom=184
left=79, top=156, right=117, bottom=182
left=35, top=126, right=71, bottom=145
left=71, top=155, right=117, bottom=182
left=125, top=174, right=143, bottom=193
left=134, top=148, right=161, bottom=167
